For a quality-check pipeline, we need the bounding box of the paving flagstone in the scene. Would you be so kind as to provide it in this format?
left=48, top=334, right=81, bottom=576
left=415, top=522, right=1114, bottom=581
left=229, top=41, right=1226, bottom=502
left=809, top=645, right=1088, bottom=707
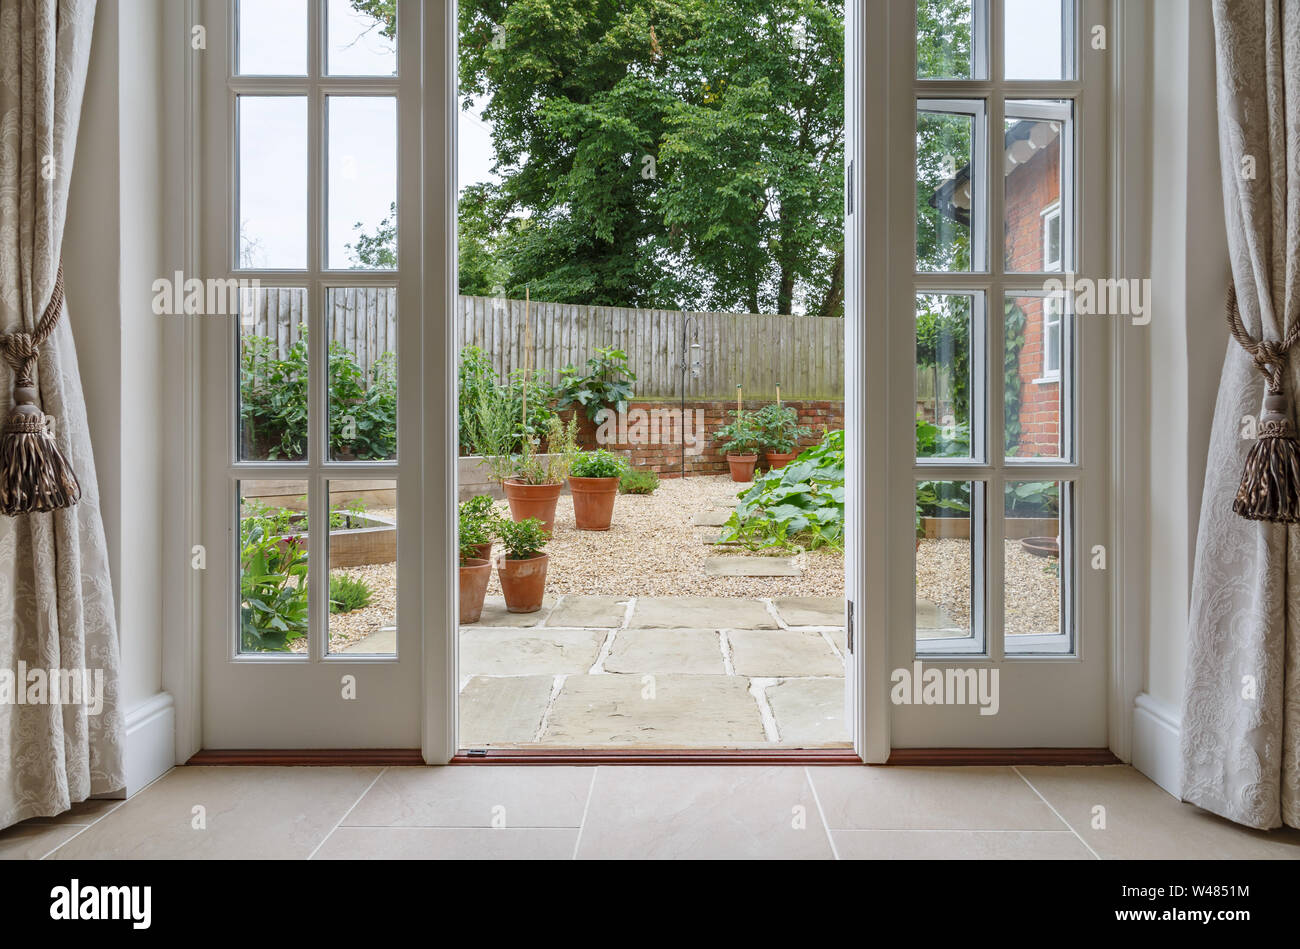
left=772, top=596, right=846, bottom=627
left=547, top=595, right=629, bottom=628
left=542, top=674, right=766, bottom=746
left=764, top=678, right=849, bottom=746
left=459, top=675, right=555, bottom=747
left=603, top=629, right=725, bottom=675
left=729, top=629, right=844, bottom=677
left=704, top=556, right=801, bottom=578
left=630, top=596, right=778, bottom=630
left=468, top=597, right=557, bottom=628
left=460, top=628, right=606, bottom=676
left=692, top=510, right=732, bottom=527
left=916, top=599, right=967, bottom=638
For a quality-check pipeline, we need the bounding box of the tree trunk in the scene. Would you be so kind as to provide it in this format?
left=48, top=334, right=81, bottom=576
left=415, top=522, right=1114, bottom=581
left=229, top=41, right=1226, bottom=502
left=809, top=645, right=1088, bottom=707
left=819, top=249, right=845, bottom=318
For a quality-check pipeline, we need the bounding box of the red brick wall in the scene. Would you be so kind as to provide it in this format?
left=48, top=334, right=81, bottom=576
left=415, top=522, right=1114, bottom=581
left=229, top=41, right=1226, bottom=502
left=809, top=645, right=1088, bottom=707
left=1004, top=137, right=1061, bottom=457
left=562, top=400, right=844, bottom=478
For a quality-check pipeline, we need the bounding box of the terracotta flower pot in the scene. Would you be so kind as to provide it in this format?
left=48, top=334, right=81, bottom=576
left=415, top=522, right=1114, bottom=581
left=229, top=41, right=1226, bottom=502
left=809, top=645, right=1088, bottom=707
left=498, top=553, right=550, bottom=614
left=766, top=451, right=797, bottom=470
left=469, top=541, right=493, bottom=563
left=458, top=558, right=492, bottom=625
left=503, top=481, right=563, bottom=534
left=569, top=476, right=619, bottom=531
left=727, top=453, right=759, bottom=483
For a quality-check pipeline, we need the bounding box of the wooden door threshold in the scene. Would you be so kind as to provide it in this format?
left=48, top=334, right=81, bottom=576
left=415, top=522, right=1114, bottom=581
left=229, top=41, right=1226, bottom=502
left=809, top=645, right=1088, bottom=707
left=187, top=749, right=425, bottom=767
left=452, top=748, right=863, bottom=765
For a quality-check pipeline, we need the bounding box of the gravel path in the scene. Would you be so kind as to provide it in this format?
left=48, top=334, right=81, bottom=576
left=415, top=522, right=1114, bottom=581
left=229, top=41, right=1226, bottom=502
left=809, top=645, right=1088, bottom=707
left=916, top=538, right=1062, bottom=636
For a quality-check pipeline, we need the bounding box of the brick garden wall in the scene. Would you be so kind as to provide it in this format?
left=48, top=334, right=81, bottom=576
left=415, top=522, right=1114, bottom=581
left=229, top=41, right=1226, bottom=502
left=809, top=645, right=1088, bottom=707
left=562, top=399, right=844, bottom=478
left=1004, top=137, right=1062, bottom=458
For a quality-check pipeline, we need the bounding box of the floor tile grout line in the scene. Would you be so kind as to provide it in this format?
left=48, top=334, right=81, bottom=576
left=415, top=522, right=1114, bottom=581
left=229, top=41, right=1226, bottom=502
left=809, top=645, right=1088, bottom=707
left=40, top=768, right=176, bottom=860
left=570, top=767, right=599, bottom=861
left=305, top=766, right=389, bottom=861
left=804, top=766, right=840, bottom=860
left=1012, top=766, right=1102, bottom=860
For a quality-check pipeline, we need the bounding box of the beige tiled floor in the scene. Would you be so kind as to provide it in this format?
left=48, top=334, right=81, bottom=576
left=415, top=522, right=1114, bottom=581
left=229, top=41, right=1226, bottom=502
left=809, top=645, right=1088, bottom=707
left=4, top=764, right=1300, bottom=860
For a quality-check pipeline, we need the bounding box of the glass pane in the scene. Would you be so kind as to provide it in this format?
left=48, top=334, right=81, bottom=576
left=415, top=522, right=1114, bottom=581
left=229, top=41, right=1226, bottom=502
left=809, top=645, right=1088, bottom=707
left=916, top=480, right=977, bottom=649
left=917, top=0, right=977, bottom=80
left=1004, top=480, right=1068, bottom=653
left=917, top=106, right=977, bottom=273
left=1005, top=293, right=1068, bottom=461
left=239, top=480, right=310, bottom=655
left=1004, top=102, right=1071, bottom=273
left=328, top=288, right=398, bottom=462
left=327, top=96, right=398, bottom=270
left=237, top=0, right=307, bottom=76
left=916, top=293, right=976, bottom=460
left=328, top=481, right=398, bottom=656
left=327, top=0, right=397, bottom=76
left=238, top=96, right=308, bottom=269
left=239, top=287, right=309, bottom=462
left=1004, top=0, right=1071, bottom=80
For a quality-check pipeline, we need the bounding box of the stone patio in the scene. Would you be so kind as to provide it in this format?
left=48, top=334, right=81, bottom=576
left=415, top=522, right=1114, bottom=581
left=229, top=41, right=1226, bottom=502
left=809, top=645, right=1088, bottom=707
left=459, top=594, right=849, bottom=750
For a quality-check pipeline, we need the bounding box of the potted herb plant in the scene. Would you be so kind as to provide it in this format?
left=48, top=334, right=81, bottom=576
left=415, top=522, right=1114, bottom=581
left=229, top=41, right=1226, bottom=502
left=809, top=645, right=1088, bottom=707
left=714, top=410, right=764, bottom=483
left=756, top=403, right=813, bottom=470
left=458, top=496, right=499, bottom=625
left=502, top=416, right=580, bottom=534
left=569, top=449, right=629, bottom=531
left=496, top=516, right=550, bottom=614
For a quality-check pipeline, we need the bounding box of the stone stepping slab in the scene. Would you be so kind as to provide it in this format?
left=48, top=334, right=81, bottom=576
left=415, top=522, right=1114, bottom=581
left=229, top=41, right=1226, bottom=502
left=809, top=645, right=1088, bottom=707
left=729, top=629, right=844, bottom=677
left=764, top=678, right=849, bottom=746
left=458, top=675, right=554, bottom=747
left=603, top=629, right=725, bottom=675
left=548, top=596, right=629, bottom=628
left=692, top=510, right=732, bottom=527
left=460, top=628, right=605, bottom=676
left=772, top=597, right=846, bottom=627
left=630, top=596, right=778, bottom=630
left=466, top=597, right=556, bottom=629
left=704, top=557, right=802, bottom=578
left=541, top=674, right=766, bottom=746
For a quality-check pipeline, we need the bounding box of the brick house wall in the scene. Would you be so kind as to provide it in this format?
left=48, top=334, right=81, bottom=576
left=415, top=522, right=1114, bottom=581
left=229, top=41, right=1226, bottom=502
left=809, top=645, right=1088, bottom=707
left=562, top=400, right=844, bottom=478
left=1004, top=136, right=1062, bottom=458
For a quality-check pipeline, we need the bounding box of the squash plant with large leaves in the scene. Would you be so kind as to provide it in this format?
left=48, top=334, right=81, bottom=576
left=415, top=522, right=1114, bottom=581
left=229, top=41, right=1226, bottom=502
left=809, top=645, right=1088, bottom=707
left=721, top=429, right=845, bottom=552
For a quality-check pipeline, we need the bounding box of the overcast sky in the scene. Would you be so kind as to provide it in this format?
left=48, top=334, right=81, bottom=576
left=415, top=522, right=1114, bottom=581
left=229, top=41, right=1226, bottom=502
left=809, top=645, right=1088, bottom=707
left=236, top=0, right=1064, bottom=270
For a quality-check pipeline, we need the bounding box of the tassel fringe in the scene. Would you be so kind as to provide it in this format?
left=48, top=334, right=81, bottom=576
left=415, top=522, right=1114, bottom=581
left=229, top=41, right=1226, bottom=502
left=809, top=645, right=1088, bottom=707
left=1233, top=415, right=1300, bottom=524
left=0, top=424, right=82, bottom=516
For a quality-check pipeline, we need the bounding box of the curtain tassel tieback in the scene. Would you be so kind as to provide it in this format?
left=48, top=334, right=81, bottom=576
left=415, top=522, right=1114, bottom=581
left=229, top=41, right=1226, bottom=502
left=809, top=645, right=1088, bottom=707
left=0, top=263, right=81, bottom=516
left=1228, top=286, right=1300, bottom=523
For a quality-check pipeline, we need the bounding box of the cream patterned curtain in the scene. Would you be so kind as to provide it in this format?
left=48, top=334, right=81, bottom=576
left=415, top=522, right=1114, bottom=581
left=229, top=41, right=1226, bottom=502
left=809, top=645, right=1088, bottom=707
left=0, top=0, right=123, bottom=830
left=1182, top=1, right=1300, bottom=830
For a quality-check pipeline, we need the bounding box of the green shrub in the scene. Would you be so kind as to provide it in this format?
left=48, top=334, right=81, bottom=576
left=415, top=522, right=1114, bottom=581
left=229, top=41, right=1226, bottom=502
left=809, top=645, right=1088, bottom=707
left=458, top=346, right=557, bottom=458
left=557, top=347, right=637, bottom=422
left=459, top=495, right=500, bottom=563
left=329, top=574, right=374, bottom=614
left=511, top=415, right=580, bottom=486
left=239, top=503, right=309, bottom=652
left=722, top=430, right=845, bottom=552
left=571, top=449, right=629, bottom=480
left=755, top=404, right=813, bottom=453
left=714, top=409, right=764, bottom=456
left=498, top=517, right=549, bottom=561
left=620, top=469, right=660, bottom=495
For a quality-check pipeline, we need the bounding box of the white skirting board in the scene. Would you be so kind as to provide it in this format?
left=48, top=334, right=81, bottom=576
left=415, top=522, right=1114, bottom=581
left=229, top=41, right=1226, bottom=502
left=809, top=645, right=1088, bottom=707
left=124, top=692, right=176, bottom=796
left=1132, top=692, right=1181, bottom=799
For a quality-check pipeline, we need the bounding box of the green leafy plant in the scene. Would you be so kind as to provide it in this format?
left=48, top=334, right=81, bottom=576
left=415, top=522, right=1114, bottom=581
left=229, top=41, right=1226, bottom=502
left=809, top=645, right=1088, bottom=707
left=329, top=574, right=374, bottom=614
left=457, top=346, right=558, bottom=461
left=571, top=449, right=629, bottom=480
left=755, top=403, right=813, bottom=454
left=239, top=503, right=309, bottom=652
left=915, top=481, right=972, bottom=540
left=497, top=516, right=549, bottom=561
left=620, top=469, right=661, bottom=495
left=458, top=494, right=501, bottom=564
left=915, top=416, right=970, bottom=458
left=714, top=409, right=764, bottom=457
left=721, top=430, right=846, bottom=553
left=557, top=347, right=637, bottom=422
left=512, top=415, right=580, bottom=486
left=1006, top=481, right=1059, bottom=518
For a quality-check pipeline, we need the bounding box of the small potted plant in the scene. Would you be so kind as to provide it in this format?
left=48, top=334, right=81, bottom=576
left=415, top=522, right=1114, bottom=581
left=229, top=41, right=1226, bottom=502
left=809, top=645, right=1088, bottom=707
left=458, top=496, right=499, bottom=624
left=714, top=410, right=764, bottom=482
left=502, top=415, right=580, bottom=535
left=496, top=516, right=550, bottom=614
left=756, top=403, right=813, bottom=470
left=569, top=449, right=629, bottom=531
